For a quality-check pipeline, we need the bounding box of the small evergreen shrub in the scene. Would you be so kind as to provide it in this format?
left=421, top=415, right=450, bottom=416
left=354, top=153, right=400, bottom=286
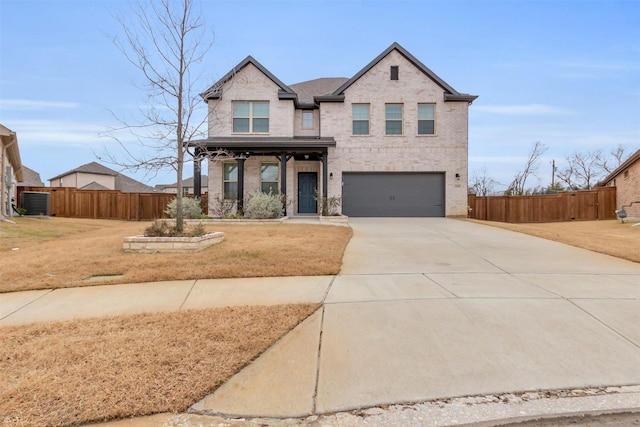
left=244, top=191, right=284, bottom=219
left=164, top=197, right=202, bottom=219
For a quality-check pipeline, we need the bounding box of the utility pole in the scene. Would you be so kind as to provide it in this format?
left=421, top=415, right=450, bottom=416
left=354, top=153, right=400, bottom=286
left=551, top=159, right=555, bottom=188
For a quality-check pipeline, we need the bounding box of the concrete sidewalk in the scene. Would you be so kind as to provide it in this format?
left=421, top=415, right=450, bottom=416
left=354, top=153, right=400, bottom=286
left=3, top=218, right=640, bottom=426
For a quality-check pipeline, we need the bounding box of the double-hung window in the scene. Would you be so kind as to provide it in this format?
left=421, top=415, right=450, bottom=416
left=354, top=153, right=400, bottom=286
left=261, top=163, right=279, bottom=194
left=418, top=104, right=435, bottom=135
left=385, top=104, right=403, bottom=135
left=233, top=101, right=269, bottom=133
left=223, top=163, right=238, bottom=199
left=352, top=104, right=370, bottom=135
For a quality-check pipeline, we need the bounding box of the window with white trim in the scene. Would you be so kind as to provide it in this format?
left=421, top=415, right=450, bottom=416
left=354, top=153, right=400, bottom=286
left=352, top=104, right=370, bottom=135
left=261, top=163, right=279, bottom=194
left=223, top=163, right=238, bottom=198
left=385, top=103, right=403, bottom=135
left=233, top=101, right=269, bottom=133
left=418, top=103, right=435, bottom=135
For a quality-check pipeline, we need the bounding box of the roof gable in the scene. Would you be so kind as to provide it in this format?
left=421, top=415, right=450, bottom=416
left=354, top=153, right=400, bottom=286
left=330, top=42, right=477, bottom=103
left=600, top=148, right=640, bottom=185
left=200, top=56, right=296, bottom=102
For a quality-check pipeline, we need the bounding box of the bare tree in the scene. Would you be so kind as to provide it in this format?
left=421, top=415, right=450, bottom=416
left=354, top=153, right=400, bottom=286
left=505, top=141, right=548, bottom=195
left=596, top=144, right=628, bottom=175
left=557, top=145, right=628, bottom=190
left=557, top=150, right=604, bottom=190
left=469, top=168, right=500, bottom=196
left=103, top=0, right=212, bottom=233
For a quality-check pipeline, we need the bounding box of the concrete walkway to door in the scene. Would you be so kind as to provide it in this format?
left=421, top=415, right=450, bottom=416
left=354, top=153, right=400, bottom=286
left=193, top=218, right=640, bottom=420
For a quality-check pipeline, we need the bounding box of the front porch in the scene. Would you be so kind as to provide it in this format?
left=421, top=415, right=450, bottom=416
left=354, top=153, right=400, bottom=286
left=191, top=137, right=336, bottom=216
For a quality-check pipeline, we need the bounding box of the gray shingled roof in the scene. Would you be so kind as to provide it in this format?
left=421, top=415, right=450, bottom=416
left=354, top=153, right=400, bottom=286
left=80, top=181, right=111, bottom=191
left=289, top=78, right=349, bottom=106
left=49, top=161, right=154, bottom=193
left=49, top=161, right=117, bottom=180
left=156, top=176, right=209, bottom=190
left=18, top=166, right=44, bottom=187
left=115, top=174, right=155, bottom=193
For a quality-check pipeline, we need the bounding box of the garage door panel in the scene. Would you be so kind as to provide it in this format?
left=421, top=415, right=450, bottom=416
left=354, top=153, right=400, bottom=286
left=342, top=173, right=445, bottom=217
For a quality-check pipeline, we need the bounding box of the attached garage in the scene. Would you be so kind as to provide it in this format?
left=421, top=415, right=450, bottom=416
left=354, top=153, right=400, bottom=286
left=342, top=172, right=445, bottom=217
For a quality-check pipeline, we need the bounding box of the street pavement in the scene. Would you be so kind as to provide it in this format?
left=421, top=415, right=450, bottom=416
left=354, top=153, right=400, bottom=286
left=2, top=218, right=639, bottom=426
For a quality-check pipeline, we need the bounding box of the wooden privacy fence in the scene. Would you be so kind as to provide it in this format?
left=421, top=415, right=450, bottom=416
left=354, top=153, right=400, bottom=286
left=467, top=187, right=617, bottom=223
left=17, top=187, right=209, bottom=221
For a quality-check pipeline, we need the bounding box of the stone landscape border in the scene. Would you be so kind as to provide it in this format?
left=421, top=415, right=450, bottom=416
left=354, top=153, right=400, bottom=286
left=122, top=232, right=224, bottom=253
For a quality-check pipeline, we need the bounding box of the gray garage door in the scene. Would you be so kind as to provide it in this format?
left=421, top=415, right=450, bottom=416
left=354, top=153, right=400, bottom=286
left=342, top=172, right=445, bottom=217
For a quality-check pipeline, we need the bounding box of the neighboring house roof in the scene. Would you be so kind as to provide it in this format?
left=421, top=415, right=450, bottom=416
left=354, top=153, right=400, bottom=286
left=200, top=55, right=297, bottom=102
left=599, top=148, right=640, bottom=186
left=114, top=174, right=155, bottom=193
left=156, top=176, right=209, bottom=191
left=17, top=166, right=44, bottom=187
left=80, top=181, right=111, bottom=190
left=326, top=42, right=477, bottom=104
left=49, top=161, right=117, bottom=180
left=289, top=78, right=349, bottom=107
left=49, top=161, right=155, bottom=193
left=0, top=124, right=24, bottom=182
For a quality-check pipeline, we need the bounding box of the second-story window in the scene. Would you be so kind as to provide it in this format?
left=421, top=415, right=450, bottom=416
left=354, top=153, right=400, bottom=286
left=385, top=103, right=403, bottom=135
left=418, top=103, right=435, bottom=135
left=302, top=111, right=314, bottom=129
left=352, top=103, right=370, bottom=135
left=233, top=101, right=269, bottom=133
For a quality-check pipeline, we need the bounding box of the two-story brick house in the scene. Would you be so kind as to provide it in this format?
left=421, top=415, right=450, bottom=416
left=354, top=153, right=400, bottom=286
left=194, top=42, right=477, bottom=217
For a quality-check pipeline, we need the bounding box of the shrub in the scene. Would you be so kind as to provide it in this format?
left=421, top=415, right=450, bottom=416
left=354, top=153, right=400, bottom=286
left=315, top=192, right=342, bottom=216
left=164, top=197, right=202, bottom=219
left=209, top=194, right=236, bottom=218
left=244, top=191, right=284, bottom=219
left=143, top=220, right=207, bottom=237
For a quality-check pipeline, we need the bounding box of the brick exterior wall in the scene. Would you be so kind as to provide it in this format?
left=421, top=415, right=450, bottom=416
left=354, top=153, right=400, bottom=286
left=605, top=155, right=640, bottom=220
left=206, top=63, right=294, bottom=137
left=322, top=50, right=469, bottom=216
left=206, top=49, right=472, bottom=217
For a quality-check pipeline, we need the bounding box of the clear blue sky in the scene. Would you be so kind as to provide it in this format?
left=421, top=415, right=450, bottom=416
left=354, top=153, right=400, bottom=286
left=1, top=0, right=639, bottom=189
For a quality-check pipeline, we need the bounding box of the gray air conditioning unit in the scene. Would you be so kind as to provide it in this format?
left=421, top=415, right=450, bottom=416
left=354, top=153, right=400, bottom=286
left=20, top=191, right=50, bottom=216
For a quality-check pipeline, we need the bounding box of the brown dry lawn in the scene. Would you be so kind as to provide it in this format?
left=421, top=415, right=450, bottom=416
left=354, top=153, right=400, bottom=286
left=467, top=219, right=640, bottom=264
left=0, top=217, right=350, bottom=427
left=0, top=304, right=318, bottom=427
left=0, top=217, right=353, bottom=293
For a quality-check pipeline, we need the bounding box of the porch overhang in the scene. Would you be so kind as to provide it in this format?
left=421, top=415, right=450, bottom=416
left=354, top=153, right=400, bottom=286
left=192, top=136, right=336, bottom=155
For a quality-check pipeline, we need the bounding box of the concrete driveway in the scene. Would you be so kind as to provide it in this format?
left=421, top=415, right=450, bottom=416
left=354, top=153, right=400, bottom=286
left=194, top=218, right=640, bottom=417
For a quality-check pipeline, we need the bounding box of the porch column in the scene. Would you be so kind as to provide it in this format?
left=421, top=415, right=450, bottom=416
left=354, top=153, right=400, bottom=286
left=280, top=153, right=288, bottom=216
left=236, top=156, right=245, bottom=215
left=322, top=152, right=328, bottom=200
left=193, top=153, right=202, bottom=198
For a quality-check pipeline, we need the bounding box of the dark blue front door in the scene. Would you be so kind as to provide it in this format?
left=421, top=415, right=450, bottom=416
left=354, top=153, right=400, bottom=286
left=298, top=172, right=317, bottom=214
